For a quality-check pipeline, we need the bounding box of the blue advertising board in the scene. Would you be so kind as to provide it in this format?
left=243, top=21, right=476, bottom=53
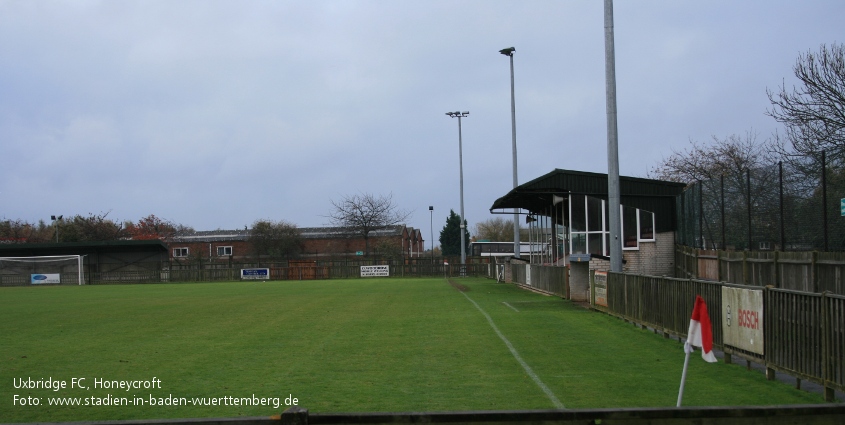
left=240, top=268, right=270, bottom=280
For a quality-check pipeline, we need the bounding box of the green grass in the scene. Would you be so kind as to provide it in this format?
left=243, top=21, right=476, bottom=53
left=0, top=278, right=825, bottom=422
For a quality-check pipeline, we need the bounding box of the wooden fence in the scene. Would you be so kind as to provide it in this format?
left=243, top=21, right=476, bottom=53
left=0, top=264, right=491, bottom=286
left=597, top=272, right=845, bottom=401
left=17, top=404, right=845, bottom=425
left=675, top=246, right=845, bottom=295
left=508, top=264, right=568, bottom=298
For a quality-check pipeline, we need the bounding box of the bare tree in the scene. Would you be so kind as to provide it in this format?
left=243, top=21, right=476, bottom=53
left=649, top=132, right=775, bottom=184
left=326, top=192, right=410, bottom=256
left=768, top=43, right=845, bottom=174
left=473, top=217, right=528, bottom=242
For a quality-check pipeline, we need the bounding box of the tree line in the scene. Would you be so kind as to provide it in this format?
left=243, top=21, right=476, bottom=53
left=0, top=213, right=192, bottom=244
left=649, top=43, right=845, bottom=250
left=650, top=43, right=844, bottom=186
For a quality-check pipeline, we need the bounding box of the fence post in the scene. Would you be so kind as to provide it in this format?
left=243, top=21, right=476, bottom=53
left=743, top=250, right=749, bottom=285
left=717, top=249, right=723, bottom=282
left=812, top=251, right=819, bottom=293
left=821, top=291, right=834, bottom=401
left=773, top=250, right=780, bottom=289
left=281, top=406, right=308, bottom=425
left=763, top=286, right=777, bottom=381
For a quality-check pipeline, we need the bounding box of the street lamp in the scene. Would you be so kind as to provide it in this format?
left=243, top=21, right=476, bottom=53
left=50, top=215, right=63, bottom=243
left=446, top=111, right=469, bottom=273
left=429, top=206, right=434, bottom=257
left=499, top=47, right=520, bottom=259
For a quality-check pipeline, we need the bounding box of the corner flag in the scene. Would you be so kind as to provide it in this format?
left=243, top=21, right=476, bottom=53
left=677, top=295, right=716, bottom=406
left=686, top=295, right=717, bottom=363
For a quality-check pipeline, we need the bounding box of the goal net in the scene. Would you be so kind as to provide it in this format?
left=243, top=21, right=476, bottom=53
left=0, top=255, right=85, bottom=286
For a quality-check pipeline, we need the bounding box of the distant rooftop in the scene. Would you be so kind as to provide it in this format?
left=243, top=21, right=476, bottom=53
left=171, top=225, right=415, bottom=242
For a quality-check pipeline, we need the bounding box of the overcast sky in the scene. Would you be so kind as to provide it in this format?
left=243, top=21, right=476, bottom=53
left=1, top=1, right=842, bottom=245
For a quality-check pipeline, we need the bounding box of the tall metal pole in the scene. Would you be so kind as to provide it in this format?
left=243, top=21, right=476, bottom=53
left=604, top=0, right=622, bottom=272
left=447, top=111, right=469, bottom=272
left=779, top=162, right=785, bottom=250
left=458, top=115, right=467, bottom=270
left=500, top=47, right=520, bottom=259
left=429, top=206, right=434, bottom=257
left=822, top=150, right=828, bottom=251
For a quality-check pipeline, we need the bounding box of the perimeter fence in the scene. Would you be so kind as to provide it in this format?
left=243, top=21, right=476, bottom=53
left=0, top=258, right=492, bottom=285
left=676, top=156, right=845, bottom=252
left=594, top=271, right=844, bottom=402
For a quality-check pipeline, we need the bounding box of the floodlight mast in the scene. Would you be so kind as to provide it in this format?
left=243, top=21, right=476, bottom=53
left=51, top=215, right=63, bottom=243
left=499, top=46, right=520, bottom=259
left=446, top=110, right=469, bottom=274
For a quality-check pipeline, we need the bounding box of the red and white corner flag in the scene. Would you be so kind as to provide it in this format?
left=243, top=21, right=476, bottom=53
left=677, top=295, right=716, bottom=406
left=686, top=295, right=717, bottom=363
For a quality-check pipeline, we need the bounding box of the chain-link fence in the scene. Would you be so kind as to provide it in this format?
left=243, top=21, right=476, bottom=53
left=677, top=155, right=845, bottom=251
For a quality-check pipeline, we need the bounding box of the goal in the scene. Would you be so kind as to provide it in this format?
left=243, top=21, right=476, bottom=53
left=0, top=255, right=86, bottom=286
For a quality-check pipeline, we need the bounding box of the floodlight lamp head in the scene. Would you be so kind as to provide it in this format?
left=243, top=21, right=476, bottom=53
left=461, top=111, right=469, bottom=116
left=499, top=47, right=515, bottom=56
left=51, top=215, right=56, bottom=220
left=429, top=206, right=433, bottom=211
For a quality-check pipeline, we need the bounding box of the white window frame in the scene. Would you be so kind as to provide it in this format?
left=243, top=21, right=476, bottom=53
left=639, top=209, right=656, bottom=242
left=216, top=246, right=233, bottom=256
left=173, top=247, right=189, bottom=258
left=568, top=194, right=609, bottom=256
left=620, top=207, right=657, bottom=251
left=621, top=205, right=639, bottom=251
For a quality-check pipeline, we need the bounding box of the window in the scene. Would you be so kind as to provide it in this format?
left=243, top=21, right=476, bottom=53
left=569, top=194, right=586, bottom=232
left=639, top=210, right=655, bottom=241
left=620, top=207, right=657, bottom=250
left=173, top=248, right=189, bottom=257
left=217, top=246, right=233, bottom=256
left=622, top=206, right=638, bottom=248
left=569, top=195, right=609, bottom=256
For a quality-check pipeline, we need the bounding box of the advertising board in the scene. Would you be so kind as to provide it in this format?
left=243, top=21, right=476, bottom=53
left=31, top=274, right=60, bottom=284
left=593, top=270, right=608, bottom=307
left=240, top=268, right=270, bottom=280
left=360, top=265, right=389, bottom=277
left=721, top=286, right=764, bottom=354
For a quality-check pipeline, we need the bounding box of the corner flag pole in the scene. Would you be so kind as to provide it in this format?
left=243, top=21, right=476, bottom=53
left=678, top=295, right=717, bottom=406
left=677, top=341, right=692, bottom=407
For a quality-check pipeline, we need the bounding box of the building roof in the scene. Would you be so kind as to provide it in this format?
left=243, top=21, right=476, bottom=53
left=490, top=168, right=687, bottom=232
left=299, top=225, right=408, bottom=239
left=170, top=229, right=251, bottom=243
left=169, top=225, right=414, bottom=242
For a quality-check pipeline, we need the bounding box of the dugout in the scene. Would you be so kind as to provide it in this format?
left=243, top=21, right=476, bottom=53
left=0, top=240, right=169, bottom=285
left=490, top=169, right=686, bottom=299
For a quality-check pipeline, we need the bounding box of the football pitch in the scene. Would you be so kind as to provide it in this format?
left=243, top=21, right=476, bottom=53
left=0, top=277, right=825, bottom=422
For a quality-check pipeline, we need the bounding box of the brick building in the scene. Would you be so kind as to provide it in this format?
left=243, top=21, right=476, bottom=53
left=167, top=225, right=424, bottom=263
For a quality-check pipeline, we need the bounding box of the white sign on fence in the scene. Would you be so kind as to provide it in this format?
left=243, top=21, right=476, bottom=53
left=593, top=271, right=608, bottom=307
left=721, top=286, right=764, bottom=355
left=360, top=265, right=389, bottom=277
left=31, top=274, right=60, bottom=284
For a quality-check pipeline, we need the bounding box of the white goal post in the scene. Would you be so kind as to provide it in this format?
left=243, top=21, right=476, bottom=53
left=0, top=255, right=85, bottom=286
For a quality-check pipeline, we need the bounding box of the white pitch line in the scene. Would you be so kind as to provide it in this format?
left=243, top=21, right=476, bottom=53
left=502, top=302, right=520, bottom=312
left=460, top=291, right=565, bottom=409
